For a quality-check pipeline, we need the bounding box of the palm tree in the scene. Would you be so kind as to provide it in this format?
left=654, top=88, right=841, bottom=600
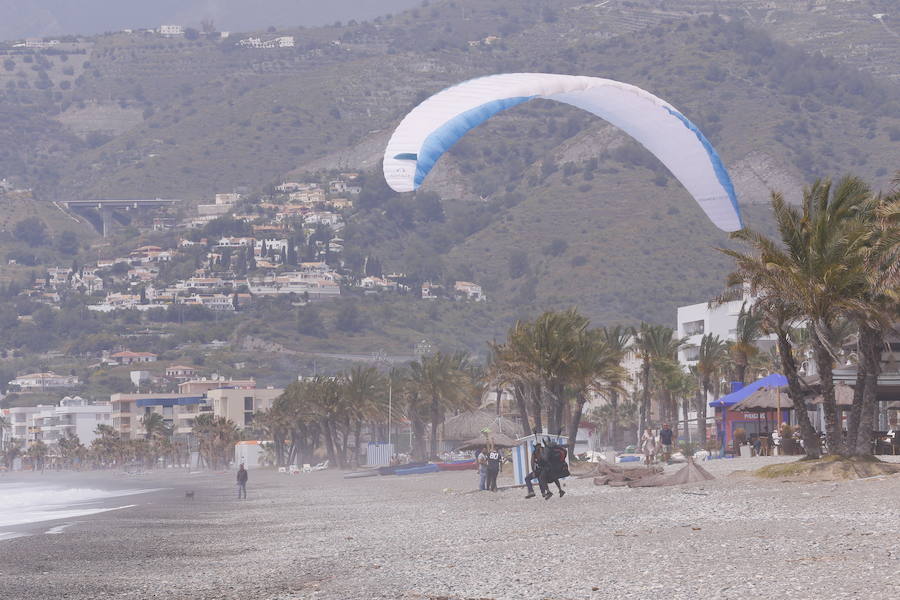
left=729, top=303, right=763, bottom=385
left=695, top=333, right=728, bottom=444
left=488, top=325, right=538, bottom=433
left=0, top=415, right=10, bottom=451
left=141, top=412, right=170, bottom=440
left=565, top=328, right=626, bottom=458
left=597, top=325, right=631, bottom=449
left=56, top=433, right=85, bottom=470
left=193, top=414, right=240, bottom=469
left=27, top=440, right=49, bottom=472
left=408, top=351, right=477, bottom=459
left=631, top=323, right=685, bottom=432
left=304, top=376, right=347, bottom=468
left=846, top=183, right=900, bottom=455
left=342, top=366, right=387, bottom=467
left=3, top=438, right=24, bottom=469
left=91, top=423, right=123, bottom=468
left=721, top=176, right=874, bottom=455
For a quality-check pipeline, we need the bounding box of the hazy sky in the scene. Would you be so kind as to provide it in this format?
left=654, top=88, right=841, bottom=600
left=0, top=0, right=423, bottom=40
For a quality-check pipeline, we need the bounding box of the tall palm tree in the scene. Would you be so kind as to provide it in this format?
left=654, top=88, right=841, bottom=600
left=193, top=414, right=240, bottom=469
left=3, top=438, right=24, bottom=469
left=846, top=183, right=900, bottom=455
left=565, top=328, right=626, bottom=458
left=141, top=412, right=169, bottom=440
left=695, top=333, right=728, bottom=444
left=489, top=323, right=538, bottom=433
left=729, top=303, right=763, bottom=384
left=342, top=366, right=387, bottom=467
left=721, top=176, right=874, bottom=455
left=631, top=323, right=685, bottom=432
left=0, top=415, right=10, bottom=451
left=303, top=376, right=346, bottom=468
left=27, top=440, right=49, bottom=471
left=598, top=325, right=631, bottom=449
left=408, top=351, right=477, bottom=459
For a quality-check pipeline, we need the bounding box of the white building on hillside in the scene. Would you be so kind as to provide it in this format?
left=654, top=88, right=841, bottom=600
left=8, top=372, right=80, bottom=391
left=454, top=281, right=485, bottom=302
left=159, top=25, right=184, bottom=37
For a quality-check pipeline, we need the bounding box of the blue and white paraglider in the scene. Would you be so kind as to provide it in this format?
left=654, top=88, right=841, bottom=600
left=383, top=73, right=743, bottom=232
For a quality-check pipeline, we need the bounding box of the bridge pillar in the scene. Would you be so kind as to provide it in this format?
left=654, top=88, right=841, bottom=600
left=100, top=207, right=114, bottom=237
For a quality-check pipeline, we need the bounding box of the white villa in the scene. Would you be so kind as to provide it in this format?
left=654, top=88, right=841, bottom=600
left=8, top=372, right=80, bottom=391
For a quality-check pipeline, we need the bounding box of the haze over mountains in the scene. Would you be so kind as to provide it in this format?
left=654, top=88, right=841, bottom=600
left=0, top=0, right=422, bottom=40
left=1, top=0, right=898, bottom=347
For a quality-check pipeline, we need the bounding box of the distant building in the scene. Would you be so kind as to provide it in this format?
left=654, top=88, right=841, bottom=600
left=8, top=372, right=80, bottom=391
left=206, top=387, right=283, bottom=428
left=215, top=193, right=241, bottom=205
left=421, top=281, right=441, bottom=300
left=159, top=25, right=184, bottom=37
left=2, top=406, right=41, bottom=439
left=165, top=365, right=200, bottom=380
left=29, top=397, right=111, bottom=445
left=237, top=35, right=294, bottom=48
left=676, top=292, right=775, bottom=367
left=109, top=351, right=158, bottom=366
left=178, top=377, right=256, bottom=395
left=454, top=281, right=485, bottom=302
left=111, top=392, right=207, bottom=439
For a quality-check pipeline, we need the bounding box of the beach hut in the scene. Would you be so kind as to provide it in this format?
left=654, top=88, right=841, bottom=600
left=234, top=440, right=271, bottom=469
left=366, top=442, right=395, bottom=467
left=511, top=433, right=568, bottom=486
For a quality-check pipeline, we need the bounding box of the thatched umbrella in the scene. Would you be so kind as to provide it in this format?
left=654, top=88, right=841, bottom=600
left=442, top=410, right=523, bottom=442
left=807, top=382, right=855, bottom=406
left=455, top=432, right=520, bottom=451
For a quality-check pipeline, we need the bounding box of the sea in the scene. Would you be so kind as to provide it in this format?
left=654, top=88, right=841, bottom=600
left=0, top=481, right=156, bottom=541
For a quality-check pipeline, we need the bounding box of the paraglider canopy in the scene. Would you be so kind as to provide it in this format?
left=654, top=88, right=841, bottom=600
left=383, top=73, right=743, bottom=232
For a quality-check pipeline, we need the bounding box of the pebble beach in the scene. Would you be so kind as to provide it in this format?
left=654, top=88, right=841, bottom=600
left=1, top=456, right=899, bottom=600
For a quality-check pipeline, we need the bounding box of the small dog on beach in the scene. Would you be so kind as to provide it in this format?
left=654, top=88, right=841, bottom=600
left=185, top=491, right=195, bottom=500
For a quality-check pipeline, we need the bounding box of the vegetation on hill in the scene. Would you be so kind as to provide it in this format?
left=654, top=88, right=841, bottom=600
left=0, top=0, right=898, bottom=387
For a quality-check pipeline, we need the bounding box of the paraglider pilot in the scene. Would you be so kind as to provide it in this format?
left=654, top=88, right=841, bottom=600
left=524, top=444, right=549, bottom=499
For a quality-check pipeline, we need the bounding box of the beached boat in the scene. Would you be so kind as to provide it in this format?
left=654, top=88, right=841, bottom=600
left=343, top=470, right=379, bottom=479
left=378, top=461, right=428, bottom=476
left=435, top=459, right=476, bottom=471
left=395, top=464, right=440, bottom=476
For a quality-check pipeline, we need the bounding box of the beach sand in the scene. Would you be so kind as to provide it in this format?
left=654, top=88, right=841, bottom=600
left=1, top=457, right=899, bottom=599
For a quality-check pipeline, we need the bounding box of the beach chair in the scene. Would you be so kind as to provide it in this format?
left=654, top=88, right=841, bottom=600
left=312, top=460, right=328, bottom=471
left=302, top=463, right=312, bottom=472
left=278, top=467, right=287, bottom=473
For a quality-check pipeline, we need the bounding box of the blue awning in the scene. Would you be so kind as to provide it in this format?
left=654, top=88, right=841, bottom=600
left=136, top=396, right=205, bottom=408
left=709, top=373, right=788, bottom=408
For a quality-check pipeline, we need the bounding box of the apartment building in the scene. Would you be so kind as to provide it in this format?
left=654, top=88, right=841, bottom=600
left=205, top=387, right=283, bottom=428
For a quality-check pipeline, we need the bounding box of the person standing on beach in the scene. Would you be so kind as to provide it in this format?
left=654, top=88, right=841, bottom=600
left=476, top=447, right=488, bottom=491
left=658, top=423, right=673, bottom=458
left=485, top=445, right=503, bottom=492
left=237, top=464, right=248, bottom=499
left=640, top=429, right=656, bottom=466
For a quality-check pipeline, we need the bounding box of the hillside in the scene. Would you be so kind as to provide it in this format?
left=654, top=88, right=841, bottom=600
left=0, top=0, right=898, bottom=352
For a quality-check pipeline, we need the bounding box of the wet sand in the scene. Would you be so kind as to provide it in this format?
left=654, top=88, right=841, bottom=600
left=1, top=457, right=899, bottom=599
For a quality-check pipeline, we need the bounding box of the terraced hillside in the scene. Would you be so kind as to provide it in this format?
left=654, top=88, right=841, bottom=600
left=0, top=0, right=898, bottom=334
